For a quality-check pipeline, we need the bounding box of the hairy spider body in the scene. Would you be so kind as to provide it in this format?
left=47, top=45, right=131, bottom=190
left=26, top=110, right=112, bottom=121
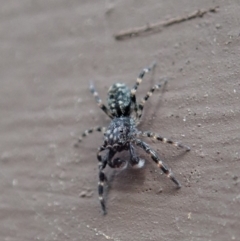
left=104, top=117, right=137, bottom=148
left=107, top=83, right=131, bottom=117
left=78, top=63, right=190, bottom=215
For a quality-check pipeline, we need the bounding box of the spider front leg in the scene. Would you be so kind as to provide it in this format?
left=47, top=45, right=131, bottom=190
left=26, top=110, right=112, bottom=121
left=97, top=145, right=109, bottom=215
left=130, top=62, right=156, bottom=116
left=97, top=147, right=117, bottom=215
left=90, top=83, right=114, bottom=119
left=140, top=131, right=190, bottom=151
left=135, top=139, right=181, bottom=188
left=137, top=80, right=167, bottom=119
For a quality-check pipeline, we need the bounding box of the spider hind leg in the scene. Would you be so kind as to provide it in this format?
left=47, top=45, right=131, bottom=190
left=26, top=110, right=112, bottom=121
left=90, top=83, right=114, bottom=119
left=137, top=80, right=167, bottom=119
left=130, top=62, right=156, bottom=119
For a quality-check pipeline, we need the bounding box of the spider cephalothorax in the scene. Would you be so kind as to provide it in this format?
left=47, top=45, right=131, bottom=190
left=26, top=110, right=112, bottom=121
left=104, top=117, right=138, bottom=148
left=78, top=63, right=190, bottom=215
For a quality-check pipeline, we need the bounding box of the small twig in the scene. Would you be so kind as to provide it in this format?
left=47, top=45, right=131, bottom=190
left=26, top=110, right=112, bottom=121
left=114, top=6, right=219, bottom=40
left=86, top=224, right=120, bottom=241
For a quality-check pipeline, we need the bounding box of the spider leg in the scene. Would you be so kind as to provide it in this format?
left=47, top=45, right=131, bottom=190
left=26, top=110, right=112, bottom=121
left=97, top=147, right=117, bottom=215
left=135, top=139, right=181, bottom=188
left=130, top=62, right=156, bottom=117
left=90, top=83, right=114, bottom=119
left=77, top=126, right=106, bottom=144
left=139, top=131, right=190, bottom=151
left=97, top=145, right=109, bottom=215
left=137, top=80, right=167, bottom=119
left=129, top=143, right=145, bottom=169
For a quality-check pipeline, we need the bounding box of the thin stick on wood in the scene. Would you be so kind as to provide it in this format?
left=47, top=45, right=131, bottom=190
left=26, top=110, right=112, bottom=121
left=114, top=6, right=219, bottom=41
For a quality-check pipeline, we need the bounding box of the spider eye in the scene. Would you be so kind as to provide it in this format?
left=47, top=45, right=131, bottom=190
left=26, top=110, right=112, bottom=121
left=119, top=128, right=124, bottom=133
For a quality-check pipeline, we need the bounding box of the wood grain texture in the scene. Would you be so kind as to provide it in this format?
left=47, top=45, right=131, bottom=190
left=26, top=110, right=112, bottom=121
left=0, top=0, right=239, bottom=240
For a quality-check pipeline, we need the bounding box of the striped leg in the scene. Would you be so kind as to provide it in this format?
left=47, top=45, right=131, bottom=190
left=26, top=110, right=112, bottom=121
left=135, top=139, right=181, bottom=188
left=130, top=62, right=156, bottom=117
left=137, top=80, right=167, bottom=119
left=90, top=83, right=114, bottom=119
left=77, top=126, right=106, bottom=143
left=140, top=131, right=190, bottom=151
left=97, top=145, right=108, bottom=215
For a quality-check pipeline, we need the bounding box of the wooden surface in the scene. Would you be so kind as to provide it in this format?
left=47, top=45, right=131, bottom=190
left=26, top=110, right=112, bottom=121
left=0, top=0, right=239, bottom=240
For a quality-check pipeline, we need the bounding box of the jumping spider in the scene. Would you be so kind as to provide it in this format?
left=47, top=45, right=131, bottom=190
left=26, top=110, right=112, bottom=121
left=78, top=63, right=190, bottom=215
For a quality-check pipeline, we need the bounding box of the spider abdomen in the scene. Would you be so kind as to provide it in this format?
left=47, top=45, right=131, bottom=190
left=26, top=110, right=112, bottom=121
left=107, top=83, right=131, bottom=117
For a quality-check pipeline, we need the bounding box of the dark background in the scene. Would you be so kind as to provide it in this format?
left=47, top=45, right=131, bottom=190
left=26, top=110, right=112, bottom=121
left=0, top=0, right=239, bottom=240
